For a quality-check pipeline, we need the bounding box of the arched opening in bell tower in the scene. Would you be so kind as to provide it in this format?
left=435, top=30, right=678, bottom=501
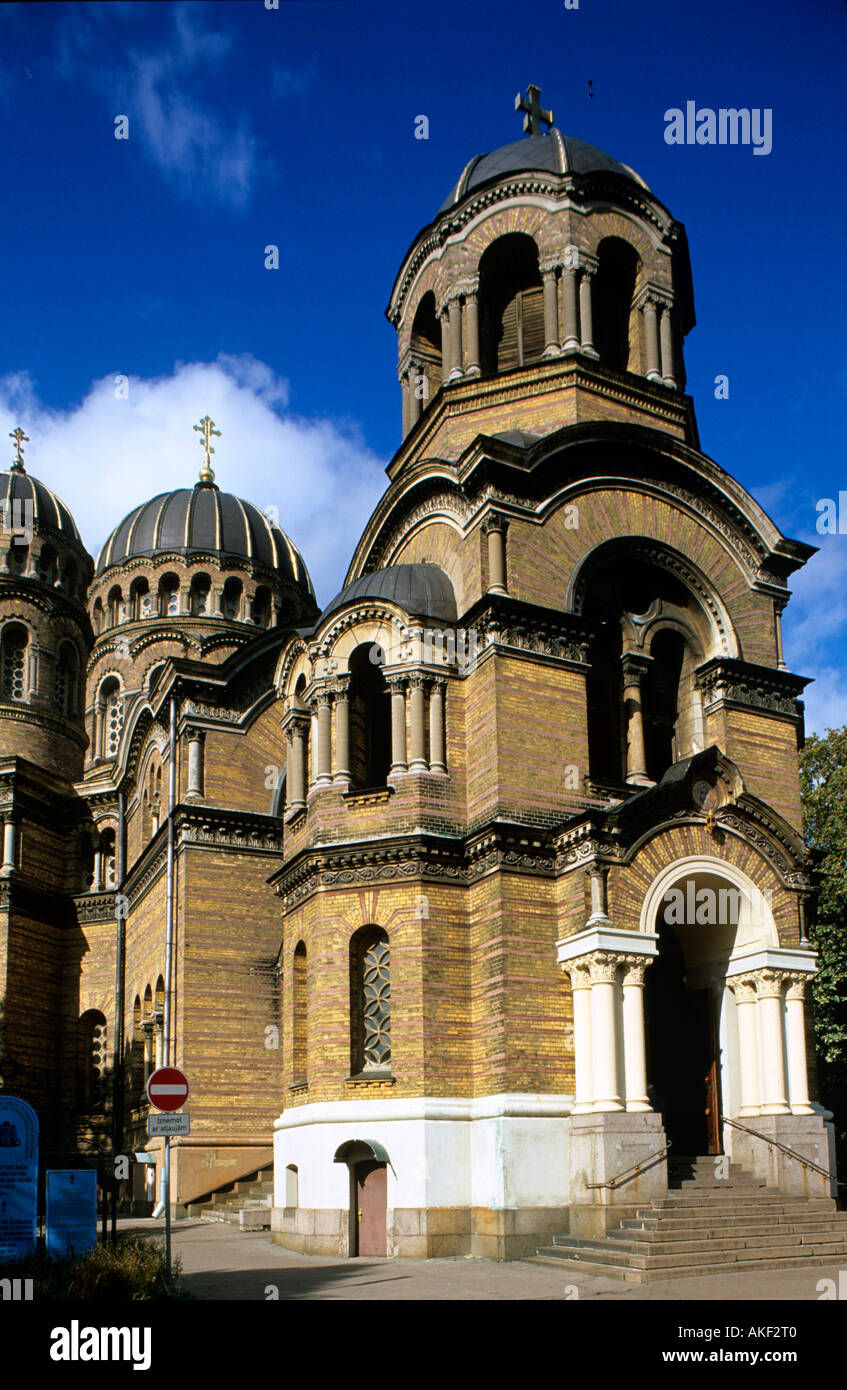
left=593, top=237, right=640, bottom=372
left=478, top=233, right=544, bottom=376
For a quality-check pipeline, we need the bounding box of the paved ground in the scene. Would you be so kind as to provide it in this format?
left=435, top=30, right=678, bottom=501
left=121, top=1219, right=843, bottom=1301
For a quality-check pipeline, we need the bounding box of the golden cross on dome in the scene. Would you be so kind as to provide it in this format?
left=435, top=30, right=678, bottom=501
left=9, top=427, right=29, bottom=473
left=515, top=83, right=554, bottom=136
left=193, top=415, right=221, bottom=484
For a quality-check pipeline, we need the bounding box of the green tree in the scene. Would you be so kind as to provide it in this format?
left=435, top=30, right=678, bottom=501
left=799, top=725, right=847, bottom=1169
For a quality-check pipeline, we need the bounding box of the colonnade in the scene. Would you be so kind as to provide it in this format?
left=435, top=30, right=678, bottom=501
left=282, top=674, right=448, bottom=813
left=399, top=251, right=679, bottom=432
left=729, top=968, right=814, bottom=1117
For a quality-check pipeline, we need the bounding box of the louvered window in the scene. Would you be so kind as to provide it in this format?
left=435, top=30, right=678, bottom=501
left=496, top=284, right=545, bottom=372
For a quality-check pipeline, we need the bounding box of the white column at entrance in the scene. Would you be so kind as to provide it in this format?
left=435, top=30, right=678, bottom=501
left=620, top=957, right=651, bottom=1112
left=589, top=954, right=624, bottom=1112
left=784, top=975, right=815, bottom=1115
left=569, top=962, right=594, bottom=1113
left=755, top=969, right=790, bottom=1115
left=731, top=976, right=761, bottom=1117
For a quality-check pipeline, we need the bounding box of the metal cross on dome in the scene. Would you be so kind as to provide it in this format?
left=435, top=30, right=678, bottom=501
left=193, top=415, right=221, bottom=484
left=515, top=83, right=554, bottom=136
left=9, top=427, right=28, bottom=472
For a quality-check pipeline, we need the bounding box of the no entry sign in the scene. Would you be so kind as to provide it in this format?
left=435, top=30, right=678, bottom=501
left=146, top=1067, right=189, bottom=1113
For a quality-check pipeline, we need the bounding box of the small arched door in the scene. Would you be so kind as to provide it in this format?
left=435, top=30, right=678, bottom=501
left=334, top=1139, right=390, bottom=1256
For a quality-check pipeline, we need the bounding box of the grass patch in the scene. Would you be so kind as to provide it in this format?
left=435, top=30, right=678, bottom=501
left=0, top=1234, right=193, bottom=1300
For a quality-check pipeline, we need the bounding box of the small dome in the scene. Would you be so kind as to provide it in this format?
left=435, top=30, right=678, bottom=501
left=322, top=563, right=457, bottom=624
left=0, top=467, right=84, bottom=544
left=96, top=480, right=314, bottom=597
left=438, top=129, right=649, bottom=215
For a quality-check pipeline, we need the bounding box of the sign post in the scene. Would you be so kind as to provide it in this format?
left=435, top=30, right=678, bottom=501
left=145, top=1067, right=189, bottom=1282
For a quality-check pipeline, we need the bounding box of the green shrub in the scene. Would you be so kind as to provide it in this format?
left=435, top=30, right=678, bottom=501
left=0, top=1235, right=192, bottom=1300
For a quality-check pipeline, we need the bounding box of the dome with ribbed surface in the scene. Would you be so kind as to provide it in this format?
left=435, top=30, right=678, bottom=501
left=0, top=467, right=84, bottom=544
left=322, top=563, right=456, bottom=624
left=438, top=128, right=649, bottom=215
left=96, top=480, right=314, bottom=595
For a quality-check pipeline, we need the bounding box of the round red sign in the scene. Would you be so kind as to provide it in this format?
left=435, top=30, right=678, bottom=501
left=146, top=1066, right=190, bottom=1113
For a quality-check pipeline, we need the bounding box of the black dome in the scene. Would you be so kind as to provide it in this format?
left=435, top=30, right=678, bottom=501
left=0, top=468, right=83, bottom=544
left=322, top=563, right=457, bottom=624
left=96, top=481, right=314, bottom=595
left=438, top=129, right=649, bottom=215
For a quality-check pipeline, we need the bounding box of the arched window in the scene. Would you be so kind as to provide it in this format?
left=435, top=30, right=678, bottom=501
left=130, top=577, right=150, bottom=620
left=77, top=1009, right=108, bottom=1113
left=189, top=573, right=211, bottom=616
left=292, top=941, right=308, bottom=1083
left=129, top=995, right=144, bottom=1103
left=222, top=577, right=242, bottom=621
left=37, top=544, right=58, bottom=585
left=284, top=1164, right=299, bottom=1208
left=410, top=291, right=442, bottom=405
left=158, top=573, right=180, bottom=617
left=55, top=642, right=78, bottom=716
left=0, top=623, right=28, bottom=702
left=350, top=927, right=391, bottom=1074
left=644, top=630, right=686, bottom=783
left=593, top=237, right=640, bottom=372
left=60, top=558, right=78, bottom=599
left=100, top=827, right=117, bottom=889
left=348, top=643, right=391, bottom=790
left=97, top=677, right=124, bottom=759
left=92, top=597, right=104, bottom=634
left=8, top=544, right=27, bottom=576
left=251, top=585, right=271, bottom=627
left=478, top=233, right=545, bottom=376
left=107, top=585, right=123, bottom=627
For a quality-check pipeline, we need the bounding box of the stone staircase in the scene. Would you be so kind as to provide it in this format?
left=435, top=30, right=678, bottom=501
left=535, top=1155, right=847, bottom=1283
left=185, top=1163, right=274, bottom=1231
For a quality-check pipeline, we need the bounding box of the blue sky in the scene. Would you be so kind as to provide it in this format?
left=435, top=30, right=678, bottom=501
left=0, top=0, right=844, bottom=731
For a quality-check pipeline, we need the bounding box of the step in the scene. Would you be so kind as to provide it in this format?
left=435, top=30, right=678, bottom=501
left=614, top=1219, right=847, bottom=1243
left=604, top=1229, right=847, bottom=1256
left=532, top=1249, right=847, bottom=1284
left=643, top=1197, right=835, bottom=1215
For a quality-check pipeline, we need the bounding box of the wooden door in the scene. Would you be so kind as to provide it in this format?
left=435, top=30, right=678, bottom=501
left=691, top=988, right=722, bottom=1155
left=354, top=1161, right=387, bottom=1256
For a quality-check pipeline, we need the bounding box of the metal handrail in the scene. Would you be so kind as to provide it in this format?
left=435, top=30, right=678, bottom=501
left=721, top=1115, right=839, bottom=1184
left=586, top=1143, right=671, bottom=1191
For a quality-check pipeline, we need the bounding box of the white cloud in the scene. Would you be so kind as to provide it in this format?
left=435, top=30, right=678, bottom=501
left=56, top=2, right=258, bottom=207
left=0, top=356, right=387, bottom=607
left=782, top=542, right=847, bottom=736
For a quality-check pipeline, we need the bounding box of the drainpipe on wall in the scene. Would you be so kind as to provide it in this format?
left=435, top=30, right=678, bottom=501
left=153, top=693, right=177, bottom=1219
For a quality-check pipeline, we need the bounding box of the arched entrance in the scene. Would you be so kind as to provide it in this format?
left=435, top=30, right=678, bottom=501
left=334, top=1139, right=391, bottom=1257
left=640, top=858, right=782, bottom=1157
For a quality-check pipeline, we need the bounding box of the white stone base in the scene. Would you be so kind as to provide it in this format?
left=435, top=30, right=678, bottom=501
left=725, top=1113, right=835, bottom=1198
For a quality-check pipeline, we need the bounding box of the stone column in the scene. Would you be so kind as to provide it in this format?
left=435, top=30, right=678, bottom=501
left=569, top=962, right=594, bottom=1113
left=399, top=367, right=411, bottom=435
left=389, top=677, right=407, bottom=775
left=284, top=715, right=308, bottom=812
left=541, top=263, right=560, bottom=357
left=784, top=975, right=814, bottom=1115
left=142, top=1021, right=154, bottom=1081
left=732, top=976, right=761, bottom=1117
left=774, top=599, right=787, bottom=671
left=586, top=862, right=610, bottom=924
left=428, top=679, right=446, bottom=774
left=314, top=692, right=333, bottom=785
left=407, top=675, right=428, bottom=771
left=1, top=819, right=16, bottom=872
left=483, top=513, right=508, bottom=595
left=185, top=728, right=205, bottom=801
left=621, top=653, right=652, bottom=785
left=561, top=258, right=580, bottom=351
left=153, top=1012, right=164, bottom=1071
left=578, top=264, right=598, bottom=357
left=92, top=848, right=103, bottom=893
left=333, top=680, right=350, bottom=786
left=620, top=957, right=652, bottom=1112
left=447, top=296, right=463, bottom=381
left=589, top=954, right=624, bottom=1112
left=659, top=303, right=677, bottom=387
left=464, top=292, right=481, bottom=377
left=439, top=306, right=452, bottom=384
left=756, top=969, right=790, bottom=1115
left=641, top=296, right=661, bottom=381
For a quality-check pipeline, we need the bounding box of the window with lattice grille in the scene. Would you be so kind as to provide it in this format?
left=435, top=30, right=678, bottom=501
left=106, top=689, right=123, bottom=757
left=352, top=929, right=391, bottom=1073
left=1, top=627, right=27, bottom=701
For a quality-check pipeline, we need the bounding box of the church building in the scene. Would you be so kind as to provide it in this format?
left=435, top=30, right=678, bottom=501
left=0, top=87, right=838, bottom=1269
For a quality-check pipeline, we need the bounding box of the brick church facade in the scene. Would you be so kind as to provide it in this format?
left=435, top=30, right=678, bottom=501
left=0, top=90, right=834, bottom=1260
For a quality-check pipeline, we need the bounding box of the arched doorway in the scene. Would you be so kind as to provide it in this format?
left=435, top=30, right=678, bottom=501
left=333, top=1139, right=391, bottom=1256
left=641, top=858, right=782, bottom=1158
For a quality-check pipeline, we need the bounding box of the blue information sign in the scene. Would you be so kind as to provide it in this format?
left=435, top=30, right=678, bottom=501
left=46, top=1169, right=98, bottom=1259
left=0, top=1096, right=39, bottom=1261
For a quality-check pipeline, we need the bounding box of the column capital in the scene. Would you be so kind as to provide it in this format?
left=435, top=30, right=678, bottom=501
left=407, top=671, right=429, bottom=691
left=538, top=258, right=562, bottom=278
left=754, top=967, right=787, bottom=999
left=282, top=712, right=310, bottom=742
left=450, top=276, right=479, bottom=300
left=185, top=725, right=206, bottom=744
left=619, top=955, right=650, bottom=987
left=311, top=688, right=334, bottom=710
left=621, top=651, right=652, bottom=685
left=730, top=975, right=759, bottom=1004
left=564, top=960, right=593, bottom=990
left=386, top=673, right=407, bottom=693
left=577, top=252, right=599, bottom=278
left=635, top=284, right=673, bottom=313
left=589, top=952, right=627, bottom=985
left=482, top=510, right=509, bottom=536
left=783, top=973, right=810, bottom=1001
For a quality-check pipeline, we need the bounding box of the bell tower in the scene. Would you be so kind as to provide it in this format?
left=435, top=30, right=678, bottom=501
left=387, top=85, right=697, bottom=466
